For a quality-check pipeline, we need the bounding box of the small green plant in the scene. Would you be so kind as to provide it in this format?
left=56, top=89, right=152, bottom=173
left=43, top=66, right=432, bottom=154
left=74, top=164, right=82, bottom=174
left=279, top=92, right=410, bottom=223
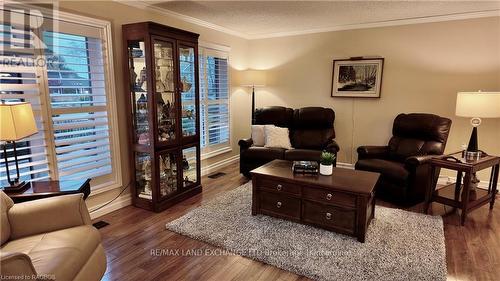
left=320, top=151, right=336, bottom=166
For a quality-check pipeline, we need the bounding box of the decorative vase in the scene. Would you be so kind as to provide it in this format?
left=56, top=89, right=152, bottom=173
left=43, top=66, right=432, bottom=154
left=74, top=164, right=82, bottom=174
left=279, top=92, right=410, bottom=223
left=319, top=164, right=333, bottom=176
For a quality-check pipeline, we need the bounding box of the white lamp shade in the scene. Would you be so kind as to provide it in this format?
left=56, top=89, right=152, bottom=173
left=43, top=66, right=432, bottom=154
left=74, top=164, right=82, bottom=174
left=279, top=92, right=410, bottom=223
left=455, top=92, right=500, bottom=118
left=0, top=102, right=38, bottom=141
left=240, top=70, right=266, bottom=87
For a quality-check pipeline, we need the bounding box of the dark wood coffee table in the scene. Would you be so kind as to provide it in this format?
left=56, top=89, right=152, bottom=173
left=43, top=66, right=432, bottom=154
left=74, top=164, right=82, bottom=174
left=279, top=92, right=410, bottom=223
left=251, top=160, right=380, bottom=242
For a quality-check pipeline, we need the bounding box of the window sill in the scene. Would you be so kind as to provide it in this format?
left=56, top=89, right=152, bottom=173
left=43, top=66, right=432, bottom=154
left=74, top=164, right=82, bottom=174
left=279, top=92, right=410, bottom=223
left=201, top=146, right=232, bottom=160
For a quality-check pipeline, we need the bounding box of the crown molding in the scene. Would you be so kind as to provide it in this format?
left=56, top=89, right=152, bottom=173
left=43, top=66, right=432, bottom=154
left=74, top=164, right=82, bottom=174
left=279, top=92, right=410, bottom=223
left=116, top=1, right=500, bottom=40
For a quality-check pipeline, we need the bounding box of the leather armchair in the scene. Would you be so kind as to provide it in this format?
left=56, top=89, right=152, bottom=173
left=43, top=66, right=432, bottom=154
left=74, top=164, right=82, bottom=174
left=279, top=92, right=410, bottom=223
left=355, top=113, right=452, bottom=206
left=239, top=106, right=339, bottom=177
left=1, top=191, right=106, bottom=281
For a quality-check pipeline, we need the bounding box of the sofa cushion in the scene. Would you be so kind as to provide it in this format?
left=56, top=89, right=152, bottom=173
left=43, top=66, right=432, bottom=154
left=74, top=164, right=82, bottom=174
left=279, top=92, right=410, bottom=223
left=1, top=225, right=101, bottom=281
left=355, top=159, right=409, bottom=182
left=291, top=129, right=334, bottom=150
left=241, top=147, right=286, bottom=161
left=1, top=191, right=14, bottom=245
left=264, top=126, right=293, bottom=149
left=284, top=149, right=321, bottom=161
left=251, top=125, right=266, bottom=147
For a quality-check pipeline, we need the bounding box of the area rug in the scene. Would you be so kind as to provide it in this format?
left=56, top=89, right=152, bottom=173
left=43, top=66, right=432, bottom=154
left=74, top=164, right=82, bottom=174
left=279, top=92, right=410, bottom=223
left=166, top=182, right=446, bottom=281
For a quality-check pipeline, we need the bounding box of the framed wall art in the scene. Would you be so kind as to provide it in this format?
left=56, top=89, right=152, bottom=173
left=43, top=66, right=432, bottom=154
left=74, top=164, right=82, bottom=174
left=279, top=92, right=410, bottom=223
left=331, top=57, right=384, bottom=98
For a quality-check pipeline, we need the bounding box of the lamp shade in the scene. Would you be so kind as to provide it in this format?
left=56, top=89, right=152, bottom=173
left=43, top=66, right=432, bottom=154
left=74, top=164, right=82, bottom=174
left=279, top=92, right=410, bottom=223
left=240, top=70, right=266, bottom=87
left=0, top=102, right=38, bottom=141
left=455, top=92, right=500, bottom=118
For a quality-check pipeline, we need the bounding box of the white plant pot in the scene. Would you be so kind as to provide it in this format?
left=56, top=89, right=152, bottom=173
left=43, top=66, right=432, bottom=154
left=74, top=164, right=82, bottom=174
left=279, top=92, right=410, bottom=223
left=319, top=164, right=333, bottom=176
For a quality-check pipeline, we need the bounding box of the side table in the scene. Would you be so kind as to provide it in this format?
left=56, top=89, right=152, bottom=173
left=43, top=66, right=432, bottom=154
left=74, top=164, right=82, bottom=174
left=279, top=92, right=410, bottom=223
left=424, top=152, right=499, bottom=225
left=4, top=179, right=91, bottom=203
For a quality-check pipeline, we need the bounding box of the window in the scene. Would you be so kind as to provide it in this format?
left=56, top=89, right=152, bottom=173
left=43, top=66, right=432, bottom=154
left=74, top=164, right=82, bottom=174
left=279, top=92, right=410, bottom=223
left=0, top=8, right=121, bottom=190
left=199, top=46, right=230, bottom=156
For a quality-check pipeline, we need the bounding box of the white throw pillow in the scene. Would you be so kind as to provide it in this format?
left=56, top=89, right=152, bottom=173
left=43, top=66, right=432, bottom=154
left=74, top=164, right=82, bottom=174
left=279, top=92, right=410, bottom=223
left=264, top=125, right=293, bottom=149
left=251, top=125, right=266, bottom=147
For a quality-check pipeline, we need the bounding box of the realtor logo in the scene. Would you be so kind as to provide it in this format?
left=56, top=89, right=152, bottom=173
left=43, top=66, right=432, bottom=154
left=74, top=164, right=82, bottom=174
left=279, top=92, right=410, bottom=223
left=0, top=1, right=59, bottom=52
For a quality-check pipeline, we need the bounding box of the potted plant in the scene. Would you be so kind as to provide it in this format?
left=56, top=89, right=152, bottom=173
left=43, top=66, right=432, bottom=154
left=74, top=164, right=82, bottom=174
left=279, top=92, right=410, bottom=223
left=319, top=151, right=336, bottom=176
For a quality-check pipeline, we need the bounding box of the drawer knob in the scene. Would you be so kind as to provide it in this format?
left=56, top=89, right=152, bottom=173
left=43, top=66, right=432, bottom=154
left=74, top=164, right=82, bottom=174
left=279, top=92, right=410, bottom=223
left=276, top=184, right=282, bottom=191
left=276, top=201, right=282, bottom=208
left=325, top=212, right=332, bottom=220
left=326, top=193, right=333, bottom=200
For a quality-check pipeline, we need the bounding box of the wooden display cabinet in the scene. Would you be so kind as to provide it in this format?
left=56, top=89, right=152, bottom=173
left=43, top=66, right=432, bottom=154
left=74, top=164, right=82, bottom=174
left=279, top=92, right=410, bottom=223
left=122, top=22, right=201, bottom=212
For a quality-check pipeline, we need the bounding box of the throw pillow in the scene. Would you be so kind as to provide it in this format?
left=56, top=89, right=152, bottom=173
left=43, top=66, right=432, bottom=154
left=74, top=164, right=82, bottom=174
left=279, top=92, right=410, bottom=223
left=264, top=125, right=293, bottom=149
left=251, top=125, right=266, bottom=147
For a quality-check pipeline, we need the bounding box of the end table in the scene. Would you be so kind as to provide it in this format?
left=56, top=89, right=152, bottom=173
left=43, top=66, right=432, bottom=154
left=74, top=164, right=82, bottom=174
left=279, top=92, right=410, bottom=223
left=424, top=152, right=499, bottom=225
left=4, top=179, right=91, bottom=203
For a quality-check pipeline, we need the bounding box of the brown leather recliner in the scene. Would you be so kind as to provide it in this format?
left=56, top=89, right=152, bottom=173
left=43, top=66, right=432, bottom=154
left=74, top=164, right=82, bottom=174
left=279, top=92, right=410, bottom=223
left=239, top=106, right=339, bottom=177
left=355, top=113, right=452, bottom=206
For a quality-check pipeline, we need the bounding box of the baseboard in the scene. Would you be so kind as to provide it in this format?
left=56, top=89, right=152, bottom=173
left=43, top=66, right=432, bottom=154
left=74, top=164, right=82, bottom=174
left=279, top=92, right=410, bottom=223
left=89, top=193, right=132, bottom=219
left=202, top=154, right=240, bottom=176
left=337, top=162, right=354, bottom=169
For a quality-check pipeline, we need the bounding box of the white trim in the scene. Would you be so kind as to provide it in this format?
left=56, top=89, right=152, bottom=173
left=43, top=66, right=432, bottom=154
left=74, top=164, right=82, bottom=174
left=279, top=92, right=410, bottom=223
left=336, top=162, right=355, bottom=170
left=116, top=2, right=500, bottom=40
left=89, top=193, right=132, bottom=220
left=437, top=176, right=491, bottom=191
left=201, top=146, right=232, bottom=160
left=119, top=1, right=251, bottom=39
left=200, top=41, right=231, bottom=53
left=201, top=154, right=239, bottom=176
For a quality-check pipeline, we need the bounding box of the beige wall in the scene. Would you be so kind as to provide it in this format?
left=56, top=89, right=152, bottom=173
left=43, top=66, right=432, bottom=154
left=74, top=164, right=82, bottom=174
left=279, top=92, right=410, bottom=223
left=248, top=17, right=500, bottom=175
left=56, top=1, right=250, bottom=211
left=52, top=1, right=500, bottom=213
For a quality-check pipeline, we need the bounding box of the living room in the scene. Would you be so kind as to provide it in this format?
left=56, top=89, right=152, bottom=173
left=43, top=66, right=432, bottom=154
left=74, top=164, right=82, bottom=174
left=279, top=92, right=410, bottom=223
left=0, top=1, right=499, bottom=280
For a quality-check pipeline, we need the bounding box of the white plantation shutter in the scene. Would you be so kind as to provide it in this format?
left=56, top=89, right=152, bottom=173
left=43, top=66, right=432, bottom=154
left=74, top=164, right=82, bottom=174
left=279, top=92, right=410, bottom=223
left=199, top=47, right=230, bottom=154
left=43, top=29, right=112, bottom=181
left=0, top=17, right=51, bottom=184
left=0, top=8, right=119, bottom=189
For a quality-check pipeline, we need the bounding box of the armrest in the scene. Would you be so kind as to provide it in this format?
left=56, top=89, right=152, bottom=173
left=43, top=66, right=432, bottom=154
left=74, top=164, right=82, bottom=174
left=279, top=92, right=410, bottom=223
left=357, top=145, right=389, bottom=160
left=8, top=193, right=91, bottom=240
left=324, top=139, right=340, bottom=153
left=405, top=155, right=437, bottom=169
left=1, top=252, right=37, bottom=278
left=238, top=138, right=253, bottom=150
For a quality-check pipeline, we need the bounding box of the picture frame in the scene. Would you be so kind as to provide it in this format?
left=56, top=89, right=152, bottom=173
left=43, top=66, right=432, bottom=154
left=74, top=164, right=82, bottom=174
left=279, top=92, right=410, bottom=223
left=331, top=58, right=384, bottom=98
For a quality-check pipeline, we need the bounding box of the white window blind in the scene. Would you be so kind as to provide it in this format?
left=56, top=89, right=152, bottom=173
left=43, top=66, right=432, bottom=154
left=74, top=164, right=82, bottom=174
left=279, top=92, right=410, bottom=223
left=0, top=8, right=119, bottom=188
left=199, top=47, right=230, bottom=155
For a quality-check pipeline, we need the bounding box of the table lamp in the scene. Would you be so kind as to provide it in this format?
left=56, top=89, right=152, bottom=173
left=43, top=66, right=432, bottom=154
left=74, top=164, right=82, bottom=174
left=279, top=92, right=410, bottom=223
left=0, top=102, right=38, bottom=192
left=241, top=70, right=266, bottom=124
left=455, top=91, right=500, bottom=156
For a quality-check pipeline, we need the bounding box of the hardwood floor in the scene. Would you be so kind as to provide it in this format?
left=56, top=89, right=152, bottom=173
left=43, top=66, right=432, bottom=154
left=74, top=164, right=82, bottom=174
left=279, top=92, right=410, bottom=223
left=97, top=163, right=500, bottom=281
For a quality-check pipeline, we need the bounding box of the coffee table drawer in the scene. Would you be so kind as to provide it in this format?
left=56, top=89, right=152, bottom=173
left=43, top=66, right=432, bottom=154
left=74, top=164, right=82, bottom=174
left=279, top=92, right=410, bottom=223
left=259, top=191, right=300, bottom=219
left=302, top=201, right=355, bottom=233
left=303, top=187, right=355, bottom=208
left=257, top=178, right=300, bottom=195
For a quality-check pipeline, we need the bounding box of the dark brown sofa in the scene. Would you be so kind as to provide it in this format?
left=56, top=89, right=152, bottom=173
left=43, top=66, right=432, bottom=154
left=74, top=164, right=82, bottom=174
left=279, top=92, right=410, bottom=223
left=355, top=113, right=452, bottom=206
left=239, top=106, right=339, bottom=177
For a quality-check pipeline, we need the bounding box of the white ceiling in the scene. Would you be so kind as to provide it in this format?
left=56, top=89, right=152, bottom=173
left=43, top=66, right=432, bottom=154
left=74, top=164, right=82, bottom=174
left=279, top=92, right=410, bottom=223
left=149, top=1, right=500, bottom=39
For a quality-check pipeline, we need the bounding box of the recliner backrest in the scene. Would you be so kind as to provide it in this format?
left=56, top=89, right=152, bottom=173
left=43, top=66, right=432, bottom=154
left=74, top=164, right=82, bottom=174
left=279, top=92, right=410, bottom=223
left=254, top=106, right=294, bottom=128
left=388, top=113, right=452, bottom=161
left=291, top=107, right=336, bottom=149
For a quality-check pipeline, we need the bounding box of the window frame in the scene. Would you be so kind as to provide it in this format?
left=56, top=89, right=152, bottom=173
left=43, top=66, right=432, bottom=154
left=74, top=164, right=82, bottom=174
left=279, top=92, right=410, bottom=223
left=1, top=5, right=122, bottom=195
left=199, top=42, right=232, bottom=160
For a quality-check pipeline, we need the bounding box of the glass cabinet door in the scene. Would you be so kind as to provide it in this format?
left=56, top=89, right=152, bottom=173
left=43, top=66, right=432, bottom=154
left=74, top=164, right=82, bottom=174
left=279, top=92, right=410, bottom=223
left=158, top=150, right=178, bottom=199
left=181, top=146, right=198, bottom=188
left=153, top=39, right=177, bottom=144
left=179, top=46, right=197, bottom=138
left=128, top=40, right=150, bottom=145
left=135, top=152, right=152, bottom=200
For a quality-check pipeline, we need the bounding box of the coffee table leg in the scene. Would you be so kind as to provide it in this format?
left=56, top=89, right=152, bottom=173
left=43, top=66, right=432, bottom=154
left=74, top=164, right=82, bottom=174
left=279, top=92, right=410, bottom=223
left=251, top=177, right=258, bottom=215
